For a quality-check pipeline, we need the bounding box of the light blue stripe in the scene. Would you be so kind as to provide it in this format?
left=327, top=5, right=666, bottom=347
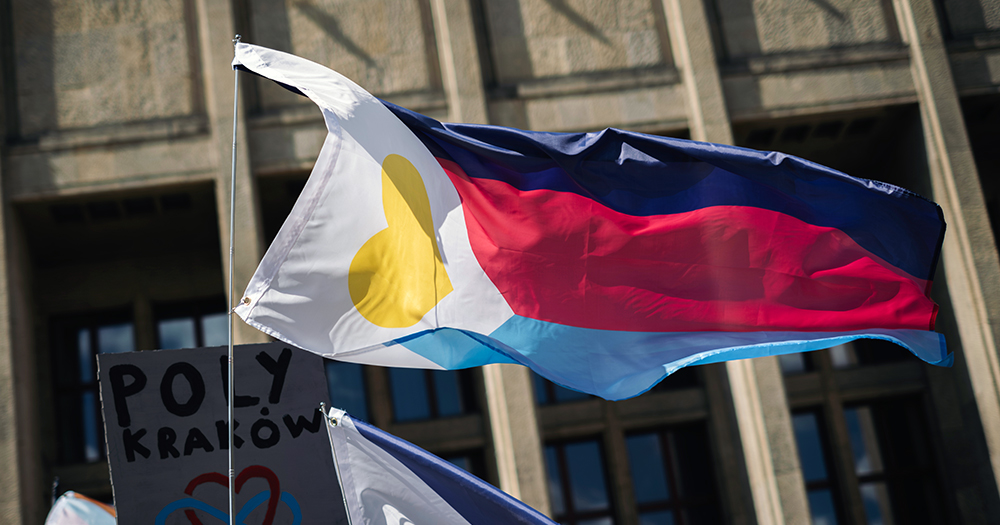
left=395, top=317, right=949, bottom=400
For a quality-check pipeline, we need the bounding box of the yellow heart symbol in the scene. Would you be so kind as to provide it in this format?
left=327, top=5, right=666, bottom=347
left=349, top=154, right=453, bottom=328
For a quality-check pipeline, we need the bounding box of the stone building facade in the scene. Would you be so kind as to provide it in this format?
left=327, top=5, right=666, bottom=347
left=1, top=0, right=1000, bottom=523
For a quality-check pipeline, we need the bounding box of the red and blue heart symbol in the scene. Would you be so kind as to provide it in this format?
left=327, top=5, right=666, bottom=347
left=155, top=465, right=302, bottom=524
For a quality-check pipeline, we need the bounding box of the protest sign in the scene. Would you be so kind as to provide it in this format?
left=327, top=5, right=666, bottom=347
left=99, top=342, right=347, bottom=524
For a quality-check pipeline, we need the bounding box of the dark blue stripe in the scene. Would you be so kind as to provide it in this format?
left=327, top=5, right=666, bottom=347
left=382, top=101, right=945, bottom=281
left=352, top=418, right=556, bottom=525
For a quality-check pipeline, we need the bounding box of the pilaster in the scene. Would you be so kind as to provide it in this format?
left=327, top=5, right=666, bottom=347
left=194, top=0, right=268, bottom=344
left=893, top=0, right=1000, bottom=499
left=428, top=0, right=489, bottom=124
left=482, top=364, right=551, bottom=515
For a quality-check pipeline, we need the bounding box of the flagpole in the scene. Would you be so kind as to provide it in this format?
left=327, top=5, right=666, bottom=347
left=228, top=34, right=241, bottom=525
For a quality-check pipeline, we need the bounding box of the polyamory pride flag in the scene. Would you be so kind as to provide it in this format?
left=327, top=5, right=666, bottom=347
left=232, top=43, right=949, bottom=401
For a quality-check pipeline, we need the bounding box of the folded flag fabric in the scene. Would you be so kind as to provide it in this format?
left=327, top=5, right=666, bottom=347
left=232, top=43, right=949, bottom=400
left=324, top=407, right=556, bottom=525
left=45, top=491, right=116, bottom=525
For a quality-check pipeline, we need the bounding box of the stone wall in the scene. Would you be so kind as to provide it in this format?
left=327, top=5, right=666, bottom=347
left=11, top=0, right=197, bottom=137
left=712, top=0, right=900, bottom=59
left=481, top=0, right=670, bottom=82
left=248, top=0, right=442, bottom=110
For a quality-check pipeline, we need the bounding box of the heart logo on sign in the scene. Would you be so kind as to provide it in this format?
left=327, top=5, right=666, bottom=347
left=182, top=465, right=280, bottom=525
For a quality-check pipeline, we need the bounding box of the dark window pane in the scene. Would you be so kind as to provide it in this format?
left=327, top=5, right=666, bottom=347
left=446, top=456, right=471, bottom=472
left=650, top=365, right=699, bottom=391
left=554, top=385, right=590, bottom=403
left=97, top=323, right=134, bottom=354
left=793, top=413, right=829, bottom=483
left=844, top=407, right=884, bottom=476
left=201, top=313, right=228, bottom=347
left=51, top=311, right=132, bottom=465
left=326, top=361, right=368, bottom=421
left=639, top=510, right=676, bottom=525
left=860, top=482, right=892, bottom=525
left=844, top=398, right=942, bottom=524
left=626, top=433, right=670, bottom=503
left=626, top=424, right=720, bottom=524
left=564, top=441, right=610, bottom=513
left=56, top=393, right=82, bottom=463
left=578, top=519, right=613, bottom=525
left=853, top=339, right=911, bottom=366
left=779, top=353, right=808, bottom=374
left=433, top=370, right=464, bottom=417
left=533, top=373, right=550, bottom=404
left=672, top=426, right=716, bottom=499
left=831, top=339, right=910, bottom=369
left=545, top=446, right=566, bottom=516
left=807, top=489, right=839, bottom=525
left=158, top=318, right=196, bottom=350
left=390, top=368, right=430, bottom=422
left=154, top=298, right=226, bottom=349
left=82, top=391, right=100, bottom=463
left=77, top=329, right=92, bottom=382
left=682, top=505, right=722, bottom=525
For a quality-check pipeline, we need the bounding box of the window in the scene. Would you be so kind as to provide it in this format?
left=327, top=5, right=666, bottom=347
left=625, top=423, right=721, bottom=524
left=533, top=373, right=592, bottom=405
left=843, top=399, right=942, bottom=524
left=649, top=366, right=700, bottom=392
left=779, top=352, right=816, bottom=375
left=388, top=368, right=477, bottom=422
left=154, top=298, right=227, bottom=349
left=792, top=410, right=841, bottom=525
left=51, top=310, right=135, bottom=464
left=782, top=339, right=913, bottom=375
left=792, top=399, right=943, bottom=525
left=829, top=339, right=912, bottom=369
left=545, top=438, right=615, bottom=525
left=326, top=361, right=369, bottom=422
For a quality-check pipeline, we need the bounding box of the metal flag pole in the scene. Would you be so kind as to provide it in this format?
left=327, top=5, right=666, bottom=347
left=228, top=34, right=242, bottom=525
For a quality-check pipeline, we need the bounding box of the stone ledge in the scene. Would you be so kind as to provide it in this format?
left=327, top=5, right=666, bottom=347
left=946, top=31, right=1000, bottom=52
left=489, top=67, right=681, bottom=101
left=721, top=43, right=910, bottom=76
left=9, top=115, right=208, bottom=153
left=248, top=90, right=448, bottom=129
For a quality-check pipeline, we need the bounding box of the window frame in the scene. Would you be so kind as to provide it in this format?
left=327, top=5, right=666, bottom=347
left=625, top=422, right=722, bottom=525
left=152, top=296, right=228, bottom=349
left=387, top=368, right=479, bottom=423
left=50, top=308, right=135, bottom=465
left=545, top=436, right=617, bottom=525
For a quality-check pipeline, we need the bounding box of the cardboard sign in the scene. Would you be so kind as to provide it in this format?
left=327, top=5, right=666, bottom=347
left=99, top=343, right=348, bottom=524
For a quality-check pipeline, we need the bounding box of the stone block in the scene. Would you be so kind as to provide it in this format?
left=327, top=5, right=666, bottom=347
left=11, top=0, right=196, bottom=136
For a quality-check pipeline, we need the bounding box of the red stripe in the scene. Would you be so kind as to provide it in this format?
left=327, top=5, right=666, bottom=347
left=440, top=158, right=937, bottom=333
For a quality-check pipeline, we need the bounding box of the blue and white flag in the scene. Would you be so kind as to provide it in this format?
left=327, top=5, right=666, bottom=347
left=324, top=407, right=555, bottom=525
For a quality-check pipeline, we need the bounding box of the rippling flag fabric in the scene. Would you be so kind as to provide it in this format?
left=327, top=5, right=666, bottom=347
left=232, top=43, right=949, bottom=401
left=325, top=407, right=556, bottom=524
